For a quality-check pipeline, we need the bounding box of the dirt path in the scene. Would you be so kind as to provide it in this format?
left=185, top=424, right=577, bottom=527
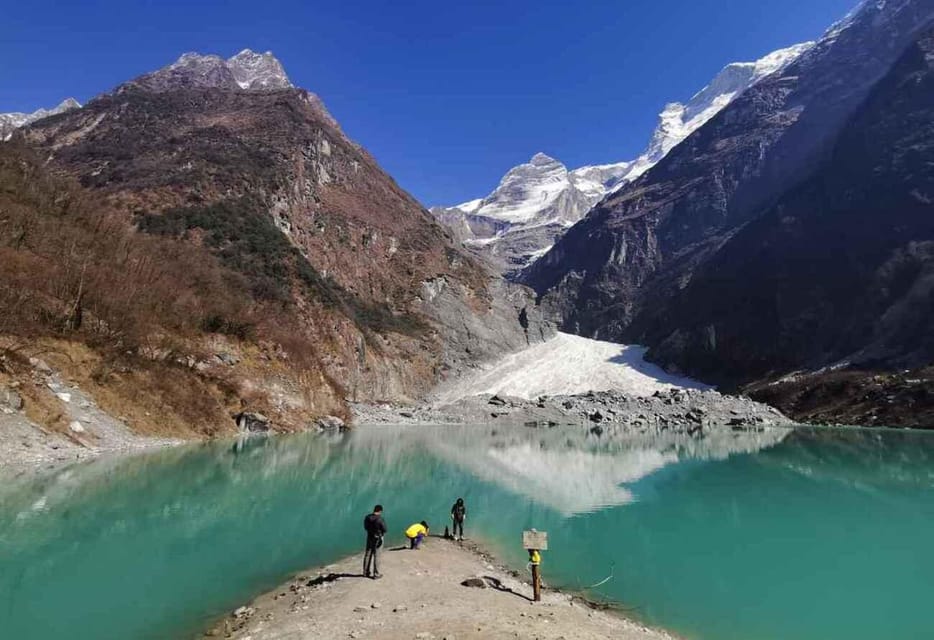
left=207, top=537, right=675, bottom=640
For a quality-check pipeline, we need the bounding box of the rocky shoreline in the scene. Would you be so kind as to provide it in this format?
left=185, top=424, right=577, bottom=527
left=353, top=387, right=793, bottom=433
left=2, top=376, right=790, bottom=479
left=0, top=361, right=181, bottom=478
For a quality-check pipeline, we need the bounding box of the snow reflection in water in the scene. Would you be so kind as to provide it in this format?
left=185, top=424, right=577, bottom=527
left=347, top=423, right=788, bottom=515
left=2, top=424, right=933, bottom=640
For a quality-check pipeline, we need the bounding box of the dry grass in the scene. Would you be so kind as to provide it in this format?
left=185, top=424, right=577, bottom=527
left=0, top=141, right=351, bottom=437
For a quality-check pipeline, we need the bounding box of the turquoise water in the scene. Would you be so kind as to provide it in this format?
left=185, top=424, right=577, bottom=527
left=2, top=424, right=934, bottom=639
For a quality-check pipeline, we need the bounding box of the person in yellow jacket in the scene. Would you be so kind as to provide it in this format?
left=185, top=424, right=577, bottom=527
left=405, top=521, right=429, bottom=549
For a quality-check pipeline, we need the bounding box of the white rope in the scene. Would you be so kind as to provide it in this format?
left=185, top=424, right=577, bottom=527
left=585, top=573, right=613, bottom=589
left=583, top=562, right=615, bottom=590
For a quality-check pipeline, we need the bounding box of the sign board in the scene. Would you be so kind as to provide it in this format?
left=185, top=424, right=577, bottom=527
left=523, top=530, right=548, bottom=550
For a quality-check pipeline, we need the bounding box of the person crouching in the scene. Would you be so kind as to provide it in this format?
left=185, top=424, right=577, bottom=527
left=405, top=521, right=429, bottom=549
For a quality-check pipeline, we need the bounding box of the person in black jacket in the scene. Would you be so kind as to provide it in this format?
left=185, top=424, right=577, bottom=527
left=363, top=504, right=386, bottom=579
left=450, top=497, right=467, bottom=541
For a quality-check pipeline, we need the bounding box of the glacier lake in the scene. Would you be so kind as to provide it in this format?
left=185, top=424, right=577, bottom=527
left=2, top=424, right=933, bottom=640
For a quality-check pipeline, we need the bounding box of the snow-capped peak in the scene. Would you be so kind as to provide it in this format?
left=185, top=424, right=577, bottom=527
left=454, top=198, right=483, bottom=214
left=617, top=40, right=814, bottom=183
left=569, top=162, right=634, bottom=201
left=430, top=40, right=814, bottom=276
left=0, top=97, right=82, bottom=141
left=749, top=42, right=815, bottom=81
left=227, top=49, right=292, bottom=90
left=469, top=152, right=571, bottom=224
left=446, top=153, right=633, bottom=225
left=56, top=98, right=81, bottom=111
left=128, top=49, right=292, bottom=92
left=529, top=151, right=560, bottom=166
left=440, top=39, right=814, bottom=223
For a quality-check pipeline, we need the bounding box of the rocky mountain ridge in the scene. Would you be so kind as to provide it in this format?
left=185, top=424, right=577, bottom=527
left=124, top=49, right=292, bottom=92
left=5, top=48, right=552, bottom=438
left=432, top=42, right=812, bottom=277
left=522, top=0, right=934, bottom=425
left=646, top=16, right=934, bottom=384
left=430, top=153, right=631, bottom=277
left=0, top=97, right=80, bottom=140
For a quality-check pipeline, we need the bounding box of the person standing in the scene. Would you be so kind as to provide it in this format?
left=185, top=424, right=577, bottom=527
left=450, top=497, right=467, bottom=541
left=363, top=504, right=386, bottom=579
left=405, top=520, right=429, bottom=549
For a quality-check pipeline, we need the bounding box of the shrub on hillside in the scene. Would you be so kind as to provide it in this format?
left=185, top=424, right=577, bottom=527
left=137, top=198, right=429, bottom=339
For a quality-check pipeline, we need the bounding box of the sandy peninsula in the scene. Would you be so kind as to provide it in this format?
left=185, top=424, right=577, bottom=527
left=205, top=536, right=676, bottom=640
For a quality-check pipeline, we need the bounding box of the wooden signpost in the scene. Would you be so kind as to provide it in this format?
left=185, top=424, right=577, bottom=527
left=523, top=529, right=548, bottom=602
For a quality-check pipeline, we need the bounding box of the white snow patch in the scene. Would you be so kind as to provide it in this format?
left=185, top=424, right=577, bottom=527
left=471, top=153, right=570, bottom=224
left=435, top=332, right=708, bottom=404
left=454, top=198, right=483, bottom=214
left=463, top=236, right=500, bottom=247
left=522, top=243, right=555, bottom=262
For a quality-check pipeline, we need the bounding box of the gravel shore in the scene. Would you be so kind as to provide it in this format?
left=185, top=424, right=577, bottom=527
left=205, top=536, right=676, bottom=640
left=0, top=367, right=180, bottom=479
left=353, top=387, right=793, bottom=433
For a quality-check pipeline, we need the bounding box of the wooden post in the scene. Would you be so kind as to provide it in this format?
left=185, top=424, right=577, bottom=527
left=523, top=529, right=548, bottom=603
left=531, top=563, right=542, bottom=601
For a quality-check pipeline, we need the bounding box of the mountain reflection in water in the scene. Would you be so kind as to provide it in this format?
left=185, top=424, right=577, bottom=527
left=2, top=424, right=933, bottom=640
left=345, top=424, right=789, bottom=514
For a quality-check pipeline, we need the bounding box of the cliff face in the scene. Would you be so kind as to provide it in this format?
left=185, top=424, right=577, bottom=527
left=9, top=52, right=549, bottom=431
left=643, top=22, right=934, bottom=382
left=523, top=0, right=934, bottom=382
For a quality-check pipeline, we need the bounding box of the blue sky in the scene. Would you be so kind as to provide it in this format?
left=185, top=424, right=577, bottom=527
left=3, top=0, right=857, bottom=205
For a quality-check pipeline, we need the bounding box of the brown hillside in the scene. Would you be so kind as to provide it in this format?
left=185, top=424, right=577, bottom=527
left=13, top=72, right=546, bottom=429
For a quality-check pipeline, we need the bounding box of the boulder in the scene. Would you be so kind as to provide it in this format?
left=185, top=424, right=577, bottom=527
left=460, top=577, right=487, bottom=589
left=316, top=415, right=346, bottom=432
left=28, top=357, right=52, bottom=373
left=215, top=352, right=241, bottom=366
left=0, top=386, right=24, bottom=411
left=488, top=395, right=507, bottom=406
left=235, top=412, right=270, bottom=432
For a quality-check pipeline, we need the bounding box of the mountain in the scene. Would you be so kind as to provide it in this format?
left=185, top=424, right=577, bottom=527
left=430, top=153, right=632, bottom=277
left=123, top=49, right=292, bottom=93
left=523, top=0, right=934, bottom=423
left=655, top=19, right=934, bottom=426
left=0, top=98, right=81, bottom=140
left=7, top=49, right=550, bottom=435
left=454, top=152, right=624, bottom=226
left=431, top=43, right=812, bottom=277
left=620, top=42, right=815, bottom=182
